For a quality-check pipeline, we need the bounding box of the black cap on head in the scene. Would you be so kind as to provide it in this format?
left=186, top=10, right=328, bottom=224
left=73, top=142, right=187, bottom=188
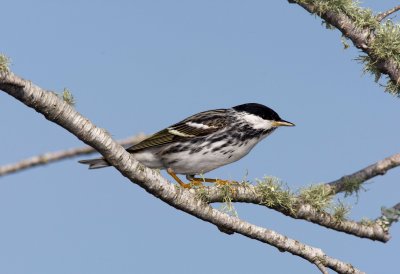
left=233, top=103, right=281, bottom=121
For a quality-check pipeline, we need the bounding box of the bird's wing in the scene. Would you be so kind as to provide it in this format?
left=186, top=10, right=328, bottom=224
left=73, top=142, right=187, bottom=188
left=127, top=109, right=229, bottom=153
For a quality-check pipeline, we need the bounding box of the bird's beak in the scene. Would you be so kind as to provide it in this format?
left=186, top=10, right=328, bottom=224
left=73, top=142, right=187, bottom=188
left=272, top=120, right=295, bottom=127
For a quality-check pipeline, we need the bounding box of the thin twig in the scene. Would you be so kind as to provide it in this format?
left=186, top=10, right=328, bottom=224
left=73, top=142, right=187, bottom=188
left=0, top=134, right=146, bottom=177
left=377, top=202, right=400, bottom=231
left=0, top=71, right=365, bottom=274
left=376, top=5, right=400, bottom=22
left=315, top=259, right=329, bottom=274
left=327, top=153, right=400, bottom=194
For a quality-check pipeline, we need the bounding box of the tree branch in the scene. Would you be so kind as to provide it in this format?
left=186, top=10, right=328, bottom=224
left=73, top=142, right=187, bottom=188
left=377, top=202, right=400, bottom=231
left=288, top=0, right=400, bottom=94
left=376, top=5, right=400, bottom=22
left=0, top=71, right=364, bottom=273
left=315, top=259, right=329, bottom=274
left=1, top=134, right=392, bottom=242
left=1, top=132, right=392, bottom=241
left=201, top=184, right=390, bottom=242
left=327, top=153, right=400, bottom=194
left=0, top=134, right=146, bottom=177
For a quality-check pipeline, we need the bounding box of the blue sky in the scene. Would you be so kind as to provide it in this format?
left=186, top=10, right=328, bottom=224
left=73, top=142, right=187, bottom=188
left=1, top=1, right=399, bottom=273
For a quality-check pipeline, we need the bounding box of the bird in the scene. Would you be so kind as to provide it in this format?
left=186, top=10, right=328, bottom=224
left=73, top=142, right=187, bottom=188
left=79, top=103, right=294, bottom=188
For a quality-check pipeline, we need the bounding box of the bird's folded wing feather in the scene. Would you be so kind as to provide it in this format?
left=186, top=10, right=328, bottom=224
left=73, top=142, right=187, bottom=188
left=127, top=109, right=228, bottom=152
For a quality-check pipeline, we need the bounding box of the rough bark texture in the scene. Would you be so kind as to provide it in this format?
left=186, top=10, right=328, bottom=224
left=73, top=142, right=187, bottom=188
left=376, top=6, right=400, bottom=22
left=327, top=153, right=400, bottom=194
left=289, top=0, right=400, bottom=87
left=1, top=134, right=395, bottom=241
left=0, top=71, right=365, bottom=274
left=1, top=134, right=394, bottom=241
left=204, top=185, right=390, bottom=242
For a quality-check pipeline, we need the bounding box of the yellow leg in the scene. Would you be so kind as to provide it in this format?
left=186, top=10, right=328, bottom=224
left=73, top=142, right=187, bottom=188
left=167, top=168, right=188, bottom=188
left=167, top=168, right=237, bottom=189
left=190, top=177, right=238, bottom=195
left=190, top=177, right=237, bottom=186
left=167, top=168, right=203, bottom=188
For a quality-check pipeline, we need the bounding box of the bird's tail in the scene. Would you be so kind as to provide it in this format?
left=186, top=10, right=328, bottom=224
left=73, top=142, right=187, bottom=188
left=78, top=158, right=110, bottom=169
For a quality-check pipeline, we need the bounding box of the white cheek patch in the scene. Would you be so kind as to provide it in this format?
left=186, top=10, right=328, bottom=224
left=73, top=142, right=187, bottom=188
left=241, top=113, right=273, bottom=129
left=186, top=122, right=216, bottom=129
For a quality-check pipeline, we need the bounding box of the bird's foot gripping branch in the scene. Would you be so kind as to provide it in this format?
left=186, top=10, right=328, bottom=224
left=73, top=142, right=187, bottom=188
left=1, top=68, right=371, bottom=274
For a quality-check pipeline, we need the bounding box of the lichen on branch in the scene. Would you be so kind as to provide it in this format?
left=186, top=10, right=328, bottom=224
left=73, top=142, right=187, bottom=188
left=289, top=0, right=400, bottom=96
left=0, top=54, right=10, bottom=73
left=0, top=70, right=364, bottom=274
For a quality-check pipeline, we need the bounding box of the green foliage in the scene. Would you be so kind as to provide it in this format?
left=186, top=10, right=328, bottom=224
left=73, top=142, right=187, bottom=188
left=376, top=217, right=391, bottom=233
left=381, top=207, right=400, bottom=226
left=294, top=0, right=400, bottom=96
left=356, top=55, right=382, bottom=82
left=255, top=178, right=353, bottom=222
left=359, top=217, right=374, bottom=227
left=341, top=36, right=350, bottom=49
left=295, top=0, right=377, bottom=29
left=218, top=183, right=238, bottom=217
left=369, top=21, right=400, bottom=96
left=0, top=54, right=10, bottom=73
left=299, top=184, right=333, bottom=212
left=240, top=169, right=251, bottom=185
left=322, top=20, right=335, bottom=30
left=340, top=176, right=365, bottom=197
left=192, top=175, right=373, bottom=226
left=344, top=3, right=376, bottom=29
left=61, top=88, right=75, bottom=106
left=194, top=186, right=210, bottom=203
left=385, top=80, right=400, bottom=97
left=371, top=21, right=400, bottom=64
left=331, top=200, right=350, bottom=222
left=356, top=54, right=400, bottom=96
left=255, top=177, right=296, bottom=214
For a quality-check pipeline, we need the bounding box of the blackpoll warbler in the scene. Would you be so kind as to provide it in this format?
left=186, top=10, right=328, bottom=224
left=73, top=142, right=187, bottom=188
left=79, top=103, right=294, bottom=188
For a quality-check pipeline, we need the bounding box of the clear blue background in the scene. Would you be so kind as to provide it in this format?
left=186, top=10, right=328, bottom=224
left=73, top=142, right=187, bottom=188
left=1, top=1, right=399, bottom=273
